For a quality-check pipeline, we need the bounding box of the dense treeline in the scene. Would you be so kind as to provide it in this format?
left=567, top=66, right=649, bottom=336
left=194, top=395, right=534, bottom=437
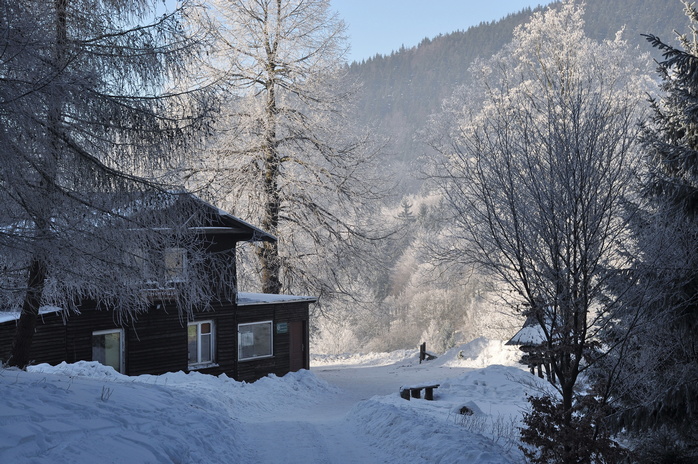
left=323, top=1, right=691, bottom=358
left=346, top=0, right=686, bottom=190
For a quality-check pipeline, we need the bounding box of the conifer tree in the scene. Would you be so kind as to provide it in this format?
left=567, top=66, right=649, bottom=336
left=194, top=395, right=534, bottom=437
left=609, top=2, right=698, bottom=459
left=0, top=0, right=216, bottom=367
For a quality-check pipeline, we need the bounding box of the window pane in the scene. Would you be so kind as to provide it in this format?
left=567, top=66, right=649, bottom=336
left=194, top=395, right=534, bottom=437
left=165, top=248, right=187, bottom=281
left=187, top=325, right=197, bottom=364
left=92, top=331, right=122, bottom=373
left=238, top=322, right=272, bottom=360
left=188, top=321, right=214, bottom=366
left=92, top=335, right=105, bottom=361
left=200, top=333, right=211, bottom=362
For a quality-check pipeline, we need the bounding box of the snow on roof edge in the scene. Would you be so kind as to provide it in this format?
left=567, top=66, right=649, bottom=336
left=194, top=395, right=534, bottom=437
left=506, top=324, right=547, bottom=346
left=0, top=306, right=64, bottom=324
left=236, top=292, right=317, bottom=306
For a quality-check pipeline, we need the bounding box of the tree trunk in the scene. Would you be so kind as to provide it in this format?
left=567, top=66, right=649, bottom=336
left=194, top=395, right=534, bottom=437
left=258, top=42, right=282, bottom=295
left=258, top=136, right=281, bottom=294
left=258, top=241, right=281, bottom=294
left=9, top=0, right=65, bottom=367
left=8, top=257, right=47, bottom=368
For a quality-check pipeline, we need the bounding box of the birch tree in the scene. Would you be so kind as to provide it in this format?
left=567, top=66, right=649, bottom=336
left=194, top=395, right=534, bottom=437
left=426, top=2, right=647, bottom=460
left=198, top=0, right=384, bottom=298
left=0, top=0, right=217, bottom=367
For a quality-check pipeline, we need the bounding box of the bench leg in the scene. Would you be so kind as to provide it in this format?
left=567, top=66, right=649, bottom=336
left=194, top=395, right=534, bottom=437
left=400, top=389, right=410, bottom=400
left=424, top=387, right=434, bottom=400
left=411, top=388, right=421, bottom=399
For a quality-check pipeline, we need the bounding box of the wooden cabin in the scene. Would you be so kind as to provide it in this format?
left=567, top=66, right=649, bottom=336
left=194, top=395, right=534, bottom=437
left=0, top=195, right=314, bottom=382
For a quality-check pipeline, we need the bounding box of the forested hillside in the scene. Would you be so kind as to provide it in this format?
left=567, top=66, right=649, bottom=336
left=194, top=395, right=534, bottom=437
left=317, top=0, right=691, bottom=358
left=347, top=0, right=686, bottom=190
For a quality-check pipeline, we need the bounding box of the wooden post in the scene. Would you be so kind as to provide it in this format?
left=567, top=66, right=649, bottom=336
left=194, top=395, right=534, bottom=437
left=419, top=342, right=426, bottom=364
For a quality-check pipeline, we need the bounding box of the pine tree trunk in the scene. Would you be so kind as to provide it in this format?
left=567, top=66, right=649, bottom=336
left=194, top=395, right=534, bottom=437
left=8, top=257, right=47, bottom=368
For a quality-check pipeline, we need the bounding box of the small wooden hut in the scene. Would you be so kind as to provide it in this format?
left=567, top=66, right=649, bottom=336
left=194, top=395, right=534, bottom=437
left=506, top=315, right=555, bottom=384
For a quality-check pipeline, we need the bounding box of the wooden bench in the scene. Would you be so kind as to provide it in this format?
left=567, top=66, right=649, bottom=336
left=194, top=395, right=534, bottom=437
left=399, top=384, right=440, bottom=401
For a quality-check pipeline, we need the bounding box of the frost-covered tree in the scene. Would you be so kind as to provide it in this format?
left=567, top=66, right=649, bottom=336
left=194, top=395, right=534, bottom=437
left=426, top=1, right=647, bottom=459
left=196, top=0, right=384, bottom=298
left=0, top=0, right=217, bottom=367
left=607, top=2, right=698, bottom=459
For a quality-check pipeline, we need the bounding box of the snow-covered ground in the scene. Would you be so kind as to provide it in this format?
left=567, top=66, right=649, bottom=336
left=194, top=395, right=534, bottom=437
left=0, top=338, right=552, bottom=463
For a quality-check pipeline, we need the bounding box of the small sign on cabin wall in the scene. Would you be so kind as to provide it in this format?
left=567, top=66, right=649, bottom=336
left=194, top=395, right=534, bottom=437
left=276, top=322, right=288, bottom=334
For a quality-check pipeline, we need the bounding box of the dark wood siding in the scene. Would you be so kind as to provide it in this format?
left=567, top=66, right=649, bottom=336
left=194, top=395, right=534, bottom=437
left=0, top=313, right=66, bottom=364
left=125, top=305, right=188, bottom=376
left=0, top=298, right=310, bottom=382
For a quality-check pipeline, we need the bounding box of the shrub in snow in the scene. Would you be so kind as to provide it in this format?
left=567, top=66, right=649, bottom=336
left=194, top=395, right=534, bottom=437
left=520, top=395, right=627, bottom=464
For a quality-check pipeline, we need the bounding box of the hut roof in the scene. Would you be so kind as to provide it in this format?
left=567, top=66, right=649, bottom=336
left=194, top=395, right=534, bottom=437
left=506, top=314, right=547, bottom=346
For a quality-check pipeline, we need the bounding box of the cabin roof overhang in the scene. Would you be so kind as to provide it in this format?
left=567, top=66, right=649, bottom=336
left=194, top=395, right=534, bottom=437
left=187, top=196, right=276, bottom=243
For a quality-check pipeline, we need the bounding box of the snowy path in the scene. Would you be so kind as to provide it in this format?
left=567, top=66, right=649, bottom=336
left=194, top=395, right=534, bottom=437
left=233, top=369, right=400, bottom=463
left=237, top=408, right=389, bottom=463
left=234, top=358, right=476, bottom=464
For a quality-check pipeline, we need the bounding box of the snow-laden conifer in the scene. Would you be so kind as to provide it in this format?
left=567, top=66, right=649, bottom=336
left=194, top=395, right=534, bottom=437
left=0, top=0, right=218, bottom=367
left=606, top=1, right=698, bottom=459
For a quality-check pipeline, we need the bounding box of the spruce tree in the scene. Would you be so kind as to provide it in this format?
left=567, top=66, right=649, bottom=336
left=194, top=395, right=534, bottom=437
left=612, top=2, right=698, bottom=460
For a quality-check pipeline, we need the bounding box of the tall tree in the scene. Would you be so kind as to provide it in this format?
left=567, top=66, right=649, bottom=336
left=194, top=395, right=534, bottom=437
left=607, top=1, right=698, bottom=460
left=426, top=2, right=647, bottom=460
left=0, top=0, right=217, bottom=367
left=197, top=0, right=384, bottom=298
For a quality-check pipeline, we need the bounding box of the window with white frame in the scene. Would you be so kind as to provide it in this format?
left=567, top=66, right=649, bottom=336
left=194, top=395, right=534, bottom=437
left=188, top=321, right=215, bottom=367
left=92, top=329, right=124, bottom=373
left=238, top=321, right=273, bottom=361
left=165, top=247, right=187, bottom=282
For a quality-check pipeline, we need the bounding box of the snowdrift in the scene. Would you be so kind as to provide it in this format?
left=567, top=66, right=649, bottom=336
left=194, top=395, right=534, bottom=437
left=0, top=339, right=549, bottom=463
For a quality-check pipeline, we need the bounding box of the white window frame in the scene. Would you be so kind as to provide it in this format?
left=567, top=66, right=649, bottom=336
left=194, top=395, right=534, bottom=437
left=238, top=320, right=273, bottom=361
left=92, top=329, right=125, bottom=373
left=188, top=320, right=216, bottom=369
left=164, top=247, right=188, bottom=283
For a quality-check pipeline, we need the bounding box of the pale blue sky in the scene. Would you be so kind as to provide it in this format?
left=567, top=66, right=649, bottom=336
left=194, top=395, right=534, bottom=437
left=330, top=0, right=556, bottom=62
left=165, top=1, right=556, bottom=63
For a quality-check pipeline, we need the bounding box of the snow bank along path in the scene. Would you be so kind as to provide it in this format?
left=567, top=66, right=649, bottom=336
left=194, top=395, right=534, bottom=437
left=0, top=338, right=550, bottom=463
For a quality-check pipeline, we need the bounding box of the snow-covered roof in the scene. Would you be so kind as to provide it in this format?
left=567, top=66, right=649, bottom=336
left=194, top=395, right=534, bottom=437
left=0, top=294, right=316, bottom=323
left=506, top=314, right=549, bottom=346
left=506, top=324, right=547, bottom=346
left=236, top=292, right=317, bottom=306
left=0, top=306, right=63, bottom=324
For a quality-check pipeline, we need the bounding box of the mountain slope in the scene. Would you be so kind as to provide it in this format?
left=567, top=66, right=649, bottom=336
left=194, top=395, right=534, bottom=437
left=347, top=0, right=686, bottom=190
